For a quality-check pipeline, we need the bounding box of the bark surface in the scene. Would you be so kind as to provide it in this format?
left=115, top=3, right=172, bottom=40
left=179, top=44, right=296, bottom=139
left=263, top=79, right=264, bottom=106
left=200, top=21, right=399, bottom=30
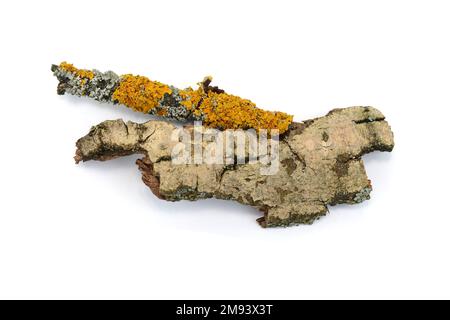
left=75, top=106, right=394, bottom=227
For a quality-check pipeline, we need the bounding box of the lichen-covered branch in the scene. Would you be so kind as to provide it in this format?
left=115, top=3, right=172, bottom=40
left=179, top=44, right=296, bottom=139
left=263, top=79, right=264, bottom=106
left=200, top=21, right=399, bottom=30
left=75, top=106, right=394, bottom=228
left=52, top=62, right=293, bottom=133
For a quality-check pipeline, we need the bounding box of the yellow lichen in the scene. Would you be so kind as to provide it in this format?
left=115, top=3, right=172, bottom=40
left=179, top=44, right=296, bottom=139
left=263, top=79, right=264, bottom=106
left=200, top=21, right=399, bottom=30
left=59, top=61, right=94, bottom=80
left=112, top=74, right=172, bottom=113
left=157, top=109, right=168, bottom=116
left=178, top=86, right=293, bottom=133
left=57, top=62, right=293, bottom=132
left=197, top=91, right=293, bottom=134
left=179, top=87, right=203, bottom=110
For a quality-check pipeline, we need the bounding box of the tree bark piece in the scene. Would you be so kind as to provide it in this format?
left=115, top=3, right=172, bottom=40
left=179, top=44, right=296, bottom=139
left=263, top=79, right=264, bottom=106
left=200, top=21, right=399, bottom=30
left=75, top=106, right=394, bottom=228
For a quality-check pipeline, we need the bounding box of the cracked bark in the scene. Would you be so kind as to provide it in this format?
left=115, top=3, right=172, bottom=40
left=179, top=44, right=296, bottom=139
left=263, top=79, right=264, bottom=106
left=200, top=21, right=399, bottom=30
left=75, top=106, right=394, bottom=228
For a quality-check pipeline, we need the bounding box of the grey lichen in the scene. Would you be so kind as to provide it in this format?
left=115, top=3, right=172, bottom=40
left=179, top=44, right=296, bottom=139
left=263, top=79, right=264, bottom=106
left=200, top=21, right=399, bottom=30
left=353, top=186, right=372, bottom=203
left=150, top=86, right=193, bottom=121
left=51, top=64, right=121, bottom=103
left=52, top=64, right=206, bottom=122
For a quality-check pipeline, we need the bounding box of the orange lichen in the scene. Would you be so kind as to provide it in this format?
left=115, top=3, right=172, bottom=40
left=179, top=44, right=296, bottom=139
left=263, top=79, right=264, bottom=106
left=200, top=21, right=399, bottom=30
left=59, top=61, right=94, bottom=80
left=157, top=109, right=168, bottom=116
left=178, top=77, right=293, bottom=133
left=56, top=62, right=293, bottom=132
left=112, top=74, right=172, bottom=113
left=196, top=91, right=293, bottom=133
left=179, top=87, right=203, bottom=111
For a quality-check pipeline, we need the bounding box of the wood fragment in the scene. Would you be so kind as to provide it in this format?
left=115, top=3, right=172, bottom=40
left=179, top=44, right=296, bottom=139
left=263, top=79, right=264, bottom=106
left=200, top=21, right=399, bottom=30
left=52, top=62, right=293, bottom=133
left=75, top=106, right=394, bottom=228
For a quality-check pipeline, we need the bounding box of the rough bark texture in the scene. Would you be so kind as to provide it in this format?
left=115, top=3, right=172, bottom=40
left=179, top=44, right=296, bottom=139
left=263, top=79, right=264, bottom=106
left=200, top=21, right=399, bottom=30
left=75, top=106, right=394, bottom=228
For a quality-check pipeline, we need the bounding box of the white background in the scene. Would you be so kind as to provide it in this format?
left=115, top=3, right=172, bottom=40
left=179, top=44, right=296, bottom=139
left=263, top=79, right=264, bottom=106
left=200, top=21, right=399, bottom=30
left=0, top=0, right=449, bottom=299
